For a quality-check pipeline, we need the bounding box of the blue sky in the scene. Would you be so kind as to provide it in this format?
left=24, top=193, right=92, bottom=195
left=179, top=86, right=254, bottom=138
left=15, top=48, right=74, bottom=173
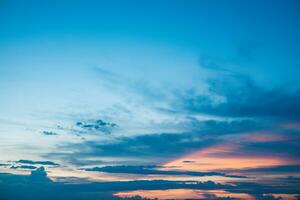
left=1, top=1, right=300, bottom=199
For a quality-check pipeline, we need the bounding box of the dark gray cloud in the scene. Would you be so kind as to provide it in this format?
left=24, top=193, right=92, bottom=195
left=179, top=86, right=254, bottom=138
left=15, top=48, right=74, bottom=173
left=17, top=160, right=59, bottom=166
left=85, top=165, right=246, bottom=178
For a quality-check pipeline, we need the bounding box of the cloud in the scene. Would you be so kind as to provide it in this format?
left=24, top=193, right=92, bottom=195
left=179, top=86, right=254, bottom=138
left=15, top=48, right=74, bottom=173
left=175, top=74, right=300, bottom=120
left=17, top=160, right=59, bottom=166
left=29, top=166, right=51, bottom=182
left=239, top=138, right=300, bottom=160
left=236, top=165, right=300, bottom=173
left=0, top=163, right=9, bottom=167
left=42, top=131, right=58, bottom=136
left=227, top=181, right=300, bottom=196
left=10, top=165, right=37, bottom=170
left=0, top=171, right=299, bottom=200
left=47, top=117, right=266, bottom=166
left=0, top=169, right=118, bottom=200
left=251, top=194, right=284, bottom=200
left=49, top=132, right=218, bottom=165
left=75, top=119, right=117, bottom=134
left=182, top=160, right=195, bottom=163
left=84, top=165, right=246, bottom=178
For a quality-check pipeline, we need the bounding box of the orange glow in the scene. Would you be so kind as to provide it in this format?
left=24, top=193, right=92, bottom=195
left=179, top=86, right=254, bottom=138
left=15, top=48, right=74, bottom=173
left=242, top=132, right=285, bottom=142
left=114, top=189, right=254, bottom=200
left=163, top=143, right=296, bottom=172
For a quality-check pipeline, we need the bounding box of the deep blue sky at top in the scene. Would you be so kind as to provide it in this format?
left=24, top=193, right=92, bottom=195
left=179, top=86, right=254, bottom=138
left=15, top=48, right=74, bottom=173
left=1, top=0, right=300, bottom=86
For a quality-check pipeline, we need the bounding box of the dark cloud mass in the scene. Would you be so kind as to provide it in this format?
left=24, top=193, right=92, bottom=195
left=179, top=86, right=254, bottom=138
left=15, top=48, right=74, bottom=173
left=48, top=118, right=267, bottom=165
left=0, top=170, right=299, bottom=200
left=177, top=75, right=300, bottom=120
left=51, top=132, right=216, bottom=164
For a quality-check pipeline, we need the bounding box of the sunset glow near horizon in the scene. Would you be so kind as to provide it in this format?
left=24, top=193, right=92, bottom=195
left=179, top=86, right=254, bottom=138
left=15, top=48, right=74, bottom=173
left=1, top=0, right=300, bottom=199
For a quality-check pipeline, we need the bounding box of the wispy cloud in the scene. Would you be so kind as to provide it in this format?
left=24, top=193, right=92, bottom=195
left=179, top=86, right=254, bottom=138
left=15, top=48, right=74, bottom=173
left=84, top=165, right=246, bottom=178
left=17, top=160, right=59, bottom=166
left=174, top=74, right=300, bottom=120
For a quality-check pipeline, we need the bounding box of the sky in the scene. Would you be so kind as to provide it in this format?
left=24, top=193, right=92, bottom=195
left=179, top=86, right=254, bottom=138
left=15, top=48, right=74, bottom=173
left=0, top=0, right=300, bottom=199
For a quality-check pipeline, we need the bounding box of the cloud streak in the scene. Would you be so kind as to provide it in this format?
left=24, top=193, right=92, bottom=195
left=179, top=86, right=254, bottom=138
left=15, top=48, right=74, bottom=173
left=0, top=170, right=299, bottom=200
left=85, top=165, right=246, bottom=178
left=17, top=160, right=59, bottom=166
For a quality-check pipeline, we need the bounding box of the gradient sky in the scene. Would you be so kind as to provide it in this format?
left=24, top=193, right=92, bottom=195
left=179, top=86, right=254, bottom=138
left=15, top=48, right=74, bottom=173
left=1, top=1, right=300, bottom=200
